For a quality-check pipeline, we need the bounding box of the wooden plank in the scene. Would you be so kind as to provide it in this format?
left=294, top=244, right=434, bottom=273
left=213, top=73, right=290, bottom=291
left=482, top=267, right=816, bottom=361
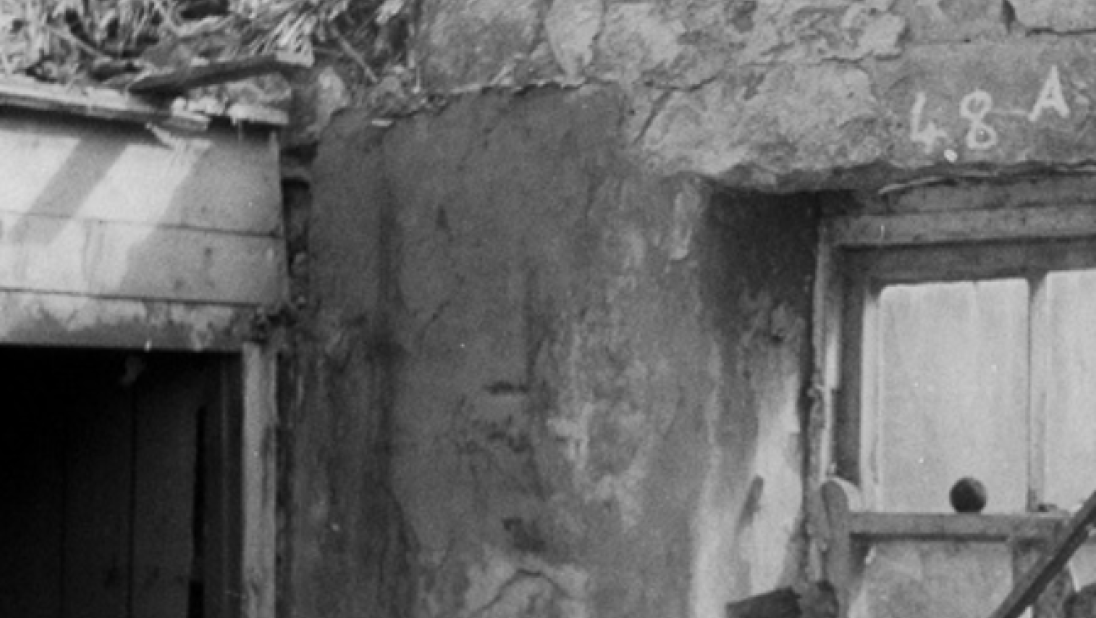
left=821, top=479, right=858, bottom=618
left=848, top=512, right=1067, bottom=541
left=836, top=273, right=868, bottom=488
left=874, top=176, right=1096, bottom=215
left=204, top=357, right=243, bottom=618
left=0, top=290, right=250, bottom=351
left=1028, top=276, right=1049, bottom=512
left=131, top=357, right=203, bottom=618
left=988, top=488, right=1096, bottom=618
left=129, top=52, right=312, bottom=95
left=812, top=225, right=841, bottom=485
left=831, top=208, right=1096, bottom=248
left=845, top=238, right=1096, bottom=286
left=0, top=212, right=284, bottom=305
left=0, top=112, right=281, bottom=234
left=242, top=343, right=277, bottom=618
left=0, top=78, right=208, bottom=131
left=810, top=225, right=842, bottom=581
left=63, top=379, right=133, bottom=618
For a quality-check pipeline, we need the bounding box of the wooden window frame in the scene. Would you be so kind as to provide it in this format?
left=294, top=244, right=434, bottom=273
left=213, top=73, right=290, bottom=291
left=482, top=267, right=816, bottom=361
left=839, top=238, right=1096, bottom=511
left=813, top=203, right=1096, bottom=537
left=810, top=201, right=1096, bottom=616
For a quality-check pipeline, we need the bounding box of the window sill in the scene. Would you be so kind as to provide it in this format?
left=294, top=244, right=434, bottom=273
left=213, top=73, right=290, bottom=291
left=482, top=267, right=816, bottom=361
left=820, top=479, right=1076, bottom=544
left=848, top=511, right=1069, bottom=542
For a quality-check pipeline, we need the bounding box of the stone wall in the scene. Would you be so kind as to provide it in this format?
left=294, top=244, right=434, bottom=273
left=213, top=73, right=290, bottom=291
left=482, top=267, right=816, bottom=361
left=293, top=88, right=820, bottom=617
left=415, top=0, right=1096, bottom=190
left=286, top=2, right=1096, bottom=617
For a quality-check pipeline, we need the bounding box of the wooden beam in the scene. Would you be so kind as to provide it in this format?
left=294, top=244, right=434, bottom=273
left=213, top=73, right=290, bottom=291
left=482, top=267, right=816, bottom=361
left=241, top=344, right=277, bottom=618
left=0, top=112, right=282, bottom=233
left=829, top=207, right=1096, bottom=248
left=987, top=489, right=1096, bottom=618
left=0, top=211, right=285, bottom=306
left=0, top=290, right=248, bottom=351
left=0, top=78, right=208, bottom=131
left=847, top=512, right=1066, bottom=541
left=129, top=52, right=313, bottom=95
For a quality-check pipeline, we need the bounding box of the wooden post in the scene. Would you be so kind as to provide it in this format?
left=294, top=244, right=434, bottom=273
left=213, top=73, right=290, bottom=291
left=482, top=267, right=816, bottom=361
left=242, top=343, right=278, bottom=618
left=821, top=479, right=860, bottom=618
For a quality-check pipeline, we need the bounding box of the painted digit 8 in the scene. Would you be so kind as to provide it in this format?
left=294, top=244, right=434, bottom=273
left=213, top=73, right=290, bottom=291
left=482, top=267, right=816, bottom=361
left=959, top=90, right=998, bottom=151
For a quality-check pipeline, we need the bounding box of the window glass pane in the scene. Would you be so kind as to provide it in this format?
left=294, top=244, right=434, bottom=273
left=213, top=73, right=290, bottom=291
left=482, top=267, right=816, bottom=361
left=875, top=280, right=1028, bottom=512
left=1046, top=269, right=1096, bottom=509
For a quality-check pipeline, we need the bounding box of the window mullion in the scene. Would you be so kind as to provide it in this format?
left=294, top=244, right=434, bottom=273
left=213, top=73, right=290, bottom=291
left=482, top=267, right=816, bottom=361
left=1027, top=273, right=1050, bottom=512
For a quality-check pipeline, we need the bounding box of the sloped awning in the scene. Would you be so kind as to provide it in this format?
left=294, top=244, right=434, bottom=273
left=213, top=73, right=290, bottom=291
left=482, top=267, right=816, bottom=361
left=0, top=88, right=287, bottom=351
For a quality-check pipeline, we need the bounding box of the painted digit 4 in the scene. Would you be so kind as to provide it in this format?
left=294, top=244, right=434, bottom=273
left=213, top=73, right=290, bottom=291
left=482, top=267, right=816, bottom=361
left=960, top=90, right=998, bottom=151
left=910, top=92, right=948, bottom=155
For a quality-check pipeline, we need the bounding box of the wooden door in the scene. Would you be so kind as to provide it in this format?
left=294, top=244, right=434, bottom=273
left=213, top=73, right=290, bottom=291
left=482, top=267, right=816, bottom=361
left=0, top=349, right=239, bottom=618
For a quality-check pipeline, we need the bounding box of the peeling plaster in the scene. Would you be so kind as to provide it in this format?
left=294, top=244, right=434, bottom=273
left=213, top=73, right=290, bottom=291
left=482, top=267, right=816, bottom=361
left=743, top=295, right=807, bottom=591
left=545, top=0, right=604, bottom=82
left=666, top=182, right=705, bottom=261
left=462, top=546, right=589, bottom=618
left=691, top=343, right=738, bottom=618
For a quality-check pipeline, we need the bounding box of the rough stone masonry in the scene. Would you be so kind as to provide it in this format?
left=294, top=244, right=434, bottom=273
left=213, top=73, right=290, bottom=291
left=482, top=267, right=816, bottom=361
left=288, top=1, right=1096, bottom=618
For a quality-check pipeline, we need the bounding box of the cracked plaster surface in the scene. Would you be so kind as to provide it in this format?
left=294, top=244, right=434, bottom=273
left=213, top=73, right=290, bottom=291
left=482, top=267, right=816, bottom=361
left=411, top=0, right=1096, bottom=188
left=413, top=0, right=910, bottom=187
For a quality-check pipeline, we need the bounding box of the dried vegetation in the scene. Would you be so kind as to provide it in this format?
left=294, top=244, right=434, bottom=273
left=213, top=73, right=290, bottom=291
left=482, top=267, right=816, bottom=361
left=0, top=0, right=413, bottom=89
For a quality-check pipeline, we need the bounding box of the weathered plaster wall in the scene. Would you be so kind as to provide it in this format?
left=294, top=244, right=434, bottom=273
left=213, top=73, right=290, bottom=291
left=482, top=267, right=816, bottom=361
left=285, top=1, right=1096, bottom=617
left=414, top=0, right=1096, bottom=190
left=295, top=87, right=819, bottom=617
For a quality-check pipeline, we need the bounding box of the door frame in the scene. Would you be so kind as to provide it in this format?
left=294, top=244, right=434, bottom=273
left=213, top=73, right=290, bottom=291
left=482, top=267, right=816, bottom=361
left=241, top=342, right=278, bottom=618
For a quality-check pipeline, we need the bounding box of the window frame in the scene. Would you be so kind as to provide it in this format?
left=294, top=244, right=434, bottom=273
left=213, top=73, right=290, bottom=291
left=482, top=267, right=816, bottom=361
left=814, top=201, right=1096, bottom=516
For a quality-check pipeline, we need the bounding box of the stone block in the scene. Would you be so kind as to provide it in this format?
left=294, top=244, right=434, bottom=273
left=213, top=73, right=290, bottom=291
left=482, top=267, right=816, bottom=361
left=593, top=3, right=720, bottom=88
left=416, top=0, right=552, bottom=89
left=735, top=1, right=906, bottom=64
left=892, top=0, right=1005, bottom=42
left=637, top=63, right=888, bottom=186
left=872, top=39, right=1096, bottom=166
left=545, top=0, right=603, bottom=81
left=1011, top=0, right=1096, bottom=33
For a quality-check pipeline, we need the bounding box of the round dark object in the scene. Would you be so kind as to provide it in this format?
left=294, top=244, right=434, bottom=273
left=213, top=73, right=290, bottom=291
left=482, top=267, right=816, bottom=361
left=949, top=477, right=988, bottom=513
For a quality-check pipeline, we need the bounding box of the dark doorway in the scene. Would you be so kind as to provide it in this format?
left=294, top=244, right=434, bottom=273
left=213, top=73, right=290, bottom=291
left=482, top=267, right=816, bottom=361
left=0, top=347, right=242, bottom=618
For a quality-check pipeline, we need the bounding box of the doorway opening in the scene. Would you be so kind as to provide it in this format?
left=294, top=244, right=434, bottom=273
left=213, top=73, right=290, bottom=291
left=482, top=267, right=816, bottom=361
left=0, top=346, right=242, bottom=618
